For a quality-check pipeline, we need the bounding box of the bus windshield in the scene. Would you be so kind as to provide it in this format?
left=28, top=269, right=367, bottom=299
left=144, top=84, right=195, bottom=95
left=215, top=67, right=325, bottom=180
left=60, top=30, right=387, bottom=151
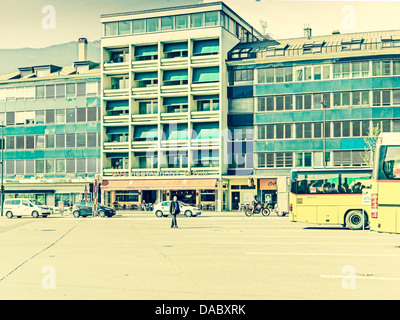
left=382, top=146, right=400, bottom=180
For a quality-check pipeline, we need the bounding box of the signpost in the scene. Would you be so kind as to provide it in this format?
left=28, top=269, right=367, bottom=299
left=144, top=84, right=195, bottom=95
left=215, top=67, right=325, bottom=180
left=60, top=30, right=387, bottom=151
left=362, top=189, right=371, bottom=231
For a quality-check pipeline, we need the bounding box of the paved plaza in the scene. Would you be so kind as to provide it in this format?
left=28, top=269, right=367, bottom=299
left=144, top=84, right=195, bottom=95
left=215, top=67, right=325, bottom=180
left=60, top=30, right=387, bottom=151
left=0, top=212, right=400, bottom=300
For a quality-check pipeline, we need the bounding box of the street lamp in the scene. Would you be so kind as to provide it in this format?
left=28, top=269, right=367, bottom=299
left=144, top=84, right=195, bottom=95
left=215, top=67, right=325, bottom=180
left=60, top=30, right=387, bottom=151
left=320, top=101, right=327, bottom=168
left=0, top=123, right=5, bottom=216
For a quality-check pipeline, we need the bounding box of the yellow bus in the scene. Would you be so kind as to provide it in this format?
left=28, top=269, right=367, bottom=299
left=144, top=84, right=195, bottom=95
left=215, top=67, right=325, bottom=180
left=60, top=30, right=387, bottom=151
left=289, top=168, right=372, bottom=230
left=369, top=133, right=400, bottom=233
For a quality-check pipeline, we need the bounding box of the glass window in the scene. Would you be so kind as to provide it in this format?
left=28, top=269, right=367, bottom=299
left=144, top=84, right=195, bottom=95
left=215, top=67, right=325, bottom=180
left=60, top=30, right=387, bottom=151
left=35, top=110, right=44, bottom=124
left=56, top=134, right=65, bottom=148
left=45, top=110, right=55, bottom=124
left=56, top=159, right=65, bottom=173
left=36, top=85, right=44, bottom=99
left=87, top=133, right=97, bottom=148
left=191, top=13, right=204, bottom=28
left=205, top=11, right=218, bottom=26
left=46, top=134, right=55, bottom=148
left=383, top=147, right=400, bottom=179
left=105, top=22, right=118, bottom=36
left=46, top=159, right=55, bottom=173
left=87, top=107, right=97, bottom=121
left=147, top=18, right=159, bottom=33
left=66, top=83, right=75, bottom=97
left=35, top=159, right=45, bottom=174
left=76, top=133, right=86, bottom=148
left=314, top=66, right=321, bottom=80
left=161, top=16, right=174, bottom=31
left=66, top=109, right=75, bottom=123
left=66, top=133, right=75, bottom=148
left=118, top=21, right=131, bottom=35
left=76, top=108, right=86, bottom=122
left=175, top=15, right=188, bottom=29
left=133, top=19, right=145, bottom=34
left=56, top=109, right=65, bottom=123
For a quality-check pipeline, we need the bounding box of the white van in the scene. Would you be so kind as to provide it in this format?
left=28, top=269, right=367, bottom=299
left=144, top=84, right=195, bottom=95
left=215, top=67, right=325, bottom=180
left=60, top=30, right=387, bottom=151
left=4, top=199, right=51, bottom=219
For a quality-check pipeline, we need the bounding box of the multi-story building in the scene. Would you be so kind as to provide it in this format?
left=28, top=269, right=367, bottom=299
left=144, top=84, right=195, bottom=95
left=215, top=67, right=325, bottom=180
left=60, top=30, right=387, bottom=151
left=99, top=1, right=400, bottom=212
left=99, top=2, right=263, bottom=211
left=227, top=28, right=400, bottom=211
left=0, top=39, right=102, bottom=207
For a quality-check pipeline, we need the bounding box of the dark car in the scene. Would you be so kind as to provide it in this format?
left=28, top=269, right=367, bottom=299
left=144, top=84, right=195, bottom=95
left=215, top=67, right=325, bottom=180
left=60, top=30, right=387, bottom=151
left=72, top=202, right=116, bottom=218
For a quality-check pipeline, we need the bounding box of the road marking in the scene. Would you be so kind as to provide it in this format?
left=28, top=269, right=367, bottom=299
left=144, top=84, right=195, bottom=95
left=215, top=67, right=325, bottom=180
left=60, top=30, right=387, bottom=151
left=321, top=275, right=400, bottom=281
left=245, top=252, right=400, bottom=257
left=214, top=242, right=396, bottom=246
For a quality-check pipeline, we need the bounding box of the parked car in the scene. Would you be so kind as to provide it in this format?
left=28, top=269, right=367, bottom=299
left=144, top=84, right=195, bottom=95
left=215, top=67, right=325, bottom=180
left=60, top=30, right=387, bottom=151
left=4, top=199, right=51, bottom=219
left=72, top=202, right=116, bottom=218
left=153, top=201, right=201, bottom=218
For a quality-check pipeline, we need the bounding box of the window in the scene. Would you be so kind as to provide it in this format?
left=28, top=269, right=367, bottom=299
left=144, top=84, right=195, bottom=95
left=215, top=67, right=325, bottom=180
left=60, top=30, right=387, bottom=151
left=87, top=107, right=97, bottom=121
left=205, top=11, right=218, bottom=26
left=35, top=159, right=45, bottom=174
left=56, top=134, right=65, bottom=148
left=56, top=109, right=65, bottom=123
left=66, top=134, right=75, bottom=148
left=175, top=15, right=188, bottom=29
left=76, top=108, right=86, bottom=122
left=35, top=135, right=44, bottom=149
left=76, top=82, right=86, bottom=96
left=36, top=85, right=45, bottom=99
left=45, top=110, right=55, bottom=124
left=118, top=21, right=131, bottom=35
left=147, top=18, right=159, bottom=33
left=383, top=147, right=400, bottom=179
left=105, top=22, right=118, bottom=36
left=66, top=83, right=75, bottom=97
left=234, top=69, right=254, bottom=82
left=133, top=19, right=145, bottom=34
left=66, top=109, right=75, bottom=123
left=87, top=133, right=97, bottom=148
left=46, top=134, right=55, bottom=148
left=46, top=85, right=55, bottom=99
left=191, top=13, right=204, bottom=28
left=76, top=133, right=86, bottom=148
left=161, top=16, right=174, bottom=31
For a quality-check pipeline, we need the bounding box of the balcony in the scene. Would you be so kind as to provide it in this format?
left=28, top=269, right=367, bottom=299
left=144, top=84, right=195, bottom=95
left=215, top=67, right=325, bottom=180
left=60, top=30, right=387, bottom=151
left=104, top=49, right=130, bottom=73
left=103, top=76, right=130, bottom=99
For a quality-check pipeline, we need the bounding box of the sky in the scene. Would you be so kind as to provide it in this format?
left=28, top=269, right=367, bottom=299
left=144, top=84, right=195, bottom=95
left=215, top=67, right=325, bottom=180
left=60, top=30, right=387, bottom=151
left=1, top=0, right=400, bottom=48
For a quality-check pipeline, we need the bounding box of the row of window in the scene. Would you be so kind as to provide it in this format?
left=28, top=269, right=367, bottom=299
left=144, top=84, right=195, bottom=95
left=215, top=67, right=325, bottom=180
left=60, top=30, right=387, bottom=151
left=256, top=89, right=400, bottom=112
left=105, top=11, right=220, bottom=36
left=257, top=150, right=367, bottom=169
left=104, top=11, right=257, bottom=43
left=2, top=107, right=100, bottom=126
left=4, top=158, right=100, bottom=176
left=0, top=81, right=100, bottom=102
left=4, top=132, right=100, bottom=150
left=257, top=119, right=399, bottom=140
left=232, top=59, right=400, bottom=85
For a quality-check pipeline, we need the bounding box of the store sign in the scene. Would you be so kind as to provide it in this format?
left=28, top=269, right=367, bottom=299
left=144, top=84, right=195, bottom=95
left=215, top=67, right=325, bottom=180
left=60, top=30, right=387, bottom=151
left=131, top=170, right=209, bottom=177
left=260, top=178, right=277, bottom=190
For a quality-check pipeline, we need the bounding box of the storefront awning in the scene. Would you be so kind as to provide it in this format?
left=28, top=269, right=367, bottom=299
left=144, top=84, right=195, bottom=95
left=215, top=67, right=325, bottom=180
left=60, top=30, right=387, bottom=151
left=101, top=179, right=218, bottom=191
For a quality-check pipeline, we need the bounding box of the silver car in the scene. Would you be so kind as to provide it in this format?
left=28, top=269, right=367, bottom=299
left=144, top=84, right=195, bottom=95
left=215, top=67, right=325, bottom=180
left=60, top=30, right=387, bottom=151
left=153, top=201, right=201, bottom=218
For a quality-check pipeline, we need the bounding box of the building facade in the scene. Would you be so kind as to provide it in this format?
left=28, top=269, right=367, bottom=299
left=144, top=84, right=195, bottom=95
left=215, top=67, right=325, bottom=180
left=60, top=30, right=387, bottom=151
left=0, top=39, right=102, bottom=207
left=99, top=2, right=400, bottom=212
left=100, top=2, right=263, bottom=211
left=227, top=28, right=400, bottom=211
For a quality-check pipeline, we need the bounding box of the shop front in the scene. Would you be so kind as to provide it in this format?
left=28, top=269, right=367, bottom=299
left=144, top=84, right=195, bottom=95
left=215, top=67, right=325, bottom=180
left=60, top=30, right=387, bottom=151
left=101, top=178, right=219, bottom=210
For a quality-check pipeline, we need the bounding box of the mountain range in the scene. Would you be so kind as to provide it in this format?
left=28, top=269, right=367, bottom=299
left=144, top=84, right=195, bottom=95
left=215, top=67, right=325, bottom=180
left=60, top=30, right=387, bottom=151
left=0, top=40, right=101, bottom=75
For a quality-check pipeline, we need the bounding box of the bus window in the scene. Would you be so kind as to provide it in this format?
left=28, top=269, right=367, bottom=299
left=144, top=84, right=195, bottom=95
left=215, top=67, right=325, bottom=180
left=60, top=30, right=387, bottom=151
left=341, top=173, right=371, bottom=193
left=307, top=174, right=339, bottom=194
left=383, top=146, right=400, bottom=179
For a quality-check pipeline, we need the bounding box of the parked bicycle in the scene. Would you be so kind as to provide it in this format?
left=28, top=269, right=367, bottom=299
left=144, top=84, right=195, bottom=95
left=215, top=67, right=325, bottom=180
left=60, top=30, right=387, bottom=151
left=244, top=202, right=270, bottom=217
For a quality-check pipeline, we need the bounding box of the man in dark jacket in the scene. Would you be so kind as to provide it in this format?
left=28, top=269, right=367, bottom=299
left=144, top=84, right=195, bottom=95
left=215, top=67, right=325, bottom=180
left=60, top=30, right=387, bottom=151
left=169, top=196, right=180, bottom=228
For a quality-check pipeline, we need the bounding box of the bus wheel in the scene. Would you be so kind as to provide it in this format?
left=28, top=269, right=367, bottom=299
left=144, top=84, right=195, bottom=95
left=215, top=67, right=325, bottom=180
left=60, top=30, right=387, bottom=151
left=345, top=210, right=367, bottom=230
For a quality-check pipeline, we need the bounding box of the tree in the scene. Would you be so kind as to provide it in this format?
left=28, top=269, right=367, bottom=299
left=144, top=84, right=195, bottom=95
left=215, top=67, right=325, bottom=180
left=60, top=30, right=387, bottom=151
left=361, top=124, right=381, bottom=168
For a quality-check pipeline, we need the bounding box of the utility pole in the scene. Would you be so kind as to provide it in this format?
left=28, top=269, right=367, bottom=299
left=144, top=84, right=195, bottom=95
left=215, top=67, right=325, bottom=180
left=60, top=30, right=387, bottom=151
left=1, top=123, right=5, bottom=216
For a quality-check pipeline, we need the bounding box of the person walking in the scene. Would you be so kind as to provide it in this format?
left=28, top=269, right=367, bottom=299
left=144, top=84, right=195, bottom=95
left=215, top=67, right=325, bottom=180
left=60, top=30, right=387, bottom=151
left=169, top=196, right=180, bottom=228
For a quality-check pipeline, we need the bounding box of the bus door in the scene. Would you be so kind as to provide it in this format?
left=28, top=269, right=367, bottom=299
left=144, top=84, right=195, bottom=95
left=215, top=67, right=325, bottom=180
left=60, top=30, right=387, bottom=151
left=371, top=144, right=400, bottom=233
